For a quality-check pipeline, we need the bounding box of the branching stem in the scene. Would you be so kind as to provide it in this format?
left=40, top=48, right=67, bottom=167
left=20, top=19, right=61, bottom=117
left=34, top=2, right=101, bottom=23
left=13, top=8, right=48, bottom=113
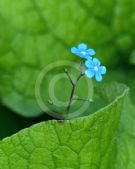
left=66, top=72, right=84, bottom=113
left=64, top=69, right=74, bottom=86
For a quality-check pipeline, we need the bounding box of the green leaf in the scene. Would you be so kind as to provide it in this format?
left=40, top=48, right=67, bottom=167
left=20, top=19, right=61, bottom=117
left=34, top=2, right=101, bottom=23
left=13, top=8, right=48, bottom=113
left=0, top=0, right=135, bottom=117
left=0, top=83, right=134, bottom=168
left=115, top=94, right=135, bottom=169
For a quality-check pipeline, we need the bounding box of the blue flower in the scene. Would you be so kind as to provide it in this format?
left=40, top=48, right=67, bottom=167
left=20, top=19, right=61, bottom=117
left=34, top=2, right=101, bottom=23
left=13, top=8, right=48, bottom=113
left=71, top=43, right=96, bottom=59
left=85, top=58, right=106, bottom=82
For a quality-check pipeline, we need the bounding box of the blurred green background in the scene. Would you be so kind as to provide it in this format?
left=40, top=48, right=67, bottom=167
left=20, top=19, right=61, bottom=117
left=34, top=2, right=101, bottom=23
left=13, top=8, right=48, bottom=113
left=0, top=0, right=135, bottom=139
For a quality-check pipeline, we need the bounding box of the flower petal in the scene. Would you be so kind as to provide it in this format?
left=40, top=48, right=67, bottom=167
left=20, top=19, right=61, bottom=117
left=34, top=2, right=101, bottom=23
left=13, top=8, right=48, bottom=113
left=78, top=43, right=87, bottom=50
left=87, top=49, right=96, bottom=55
left=71, top=47, right=78, bottom=54
left=95, top=73, right=102, bottom=82
left=100, top=66, right=106, bottom=74
left=85, top=69, right=95, bottom=78
left=85, top=59, right=93, bottom=68
left=93, top=58, right=101, bottom=66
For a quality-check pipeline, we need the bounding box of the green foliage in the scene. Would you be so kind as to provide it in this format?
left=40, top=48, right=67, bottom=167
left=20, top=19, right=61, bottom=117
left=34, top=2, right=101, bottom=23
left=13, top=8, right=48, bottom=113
left=0, top=83, right=134, bottom=169
left=0, top=0, right=135, bottom=168
left=0, top=0, right=135, bottom=116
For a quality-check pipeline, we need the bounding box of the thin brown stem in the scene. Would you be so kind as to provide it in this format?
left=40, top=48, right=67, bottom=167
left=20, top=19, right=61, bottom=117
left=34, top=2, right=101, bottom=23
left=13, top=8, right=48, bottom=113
left=66, top=72, right=84, bottom=113
left=64, top=69, right=74, bottom=86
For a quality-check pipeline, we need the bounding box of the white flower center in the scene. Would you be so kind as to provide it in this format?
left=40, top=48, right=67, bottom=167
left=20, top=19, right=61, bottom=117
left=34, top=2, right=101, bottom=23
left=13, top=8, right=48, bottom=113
left=81, top=51, right=86, bottom=55
left=94, top=66, right=98, bottom=71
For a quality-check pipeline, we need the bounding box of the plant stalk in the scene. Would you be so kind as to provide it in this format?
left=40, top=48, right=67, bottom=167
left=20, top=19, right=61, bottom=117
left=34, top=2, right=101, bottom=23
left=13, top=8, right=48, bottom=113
left=66, top=72, right=84, bottom=113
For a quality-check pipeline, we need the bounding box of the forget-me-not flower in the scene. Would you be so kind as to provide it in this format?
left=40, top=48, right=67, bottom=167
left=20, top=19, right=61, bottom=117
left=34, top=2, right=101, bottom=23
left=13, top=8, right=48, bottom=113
left=71, top=43, right=96, bottom=59
left=85, top=58, right=106, bottom=82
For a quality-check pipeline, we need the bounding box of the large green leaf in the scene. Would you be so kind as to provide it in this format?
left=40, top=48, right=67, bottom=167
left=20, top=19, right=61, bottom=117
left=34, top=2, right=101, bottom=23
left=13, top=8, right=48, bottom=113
left=0, top=0, right=135, bottom=117
left=115, top=94, right=135, bottom=169
left=0, top=83, right=134, bottom=168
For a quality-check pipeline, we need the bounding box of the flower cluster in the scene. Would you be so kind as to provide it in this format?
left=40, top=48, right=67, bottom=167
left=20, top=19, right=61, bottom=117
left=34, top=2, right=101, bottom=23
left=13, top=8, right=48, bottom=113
left=71, top=43, right=106, bottom=82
